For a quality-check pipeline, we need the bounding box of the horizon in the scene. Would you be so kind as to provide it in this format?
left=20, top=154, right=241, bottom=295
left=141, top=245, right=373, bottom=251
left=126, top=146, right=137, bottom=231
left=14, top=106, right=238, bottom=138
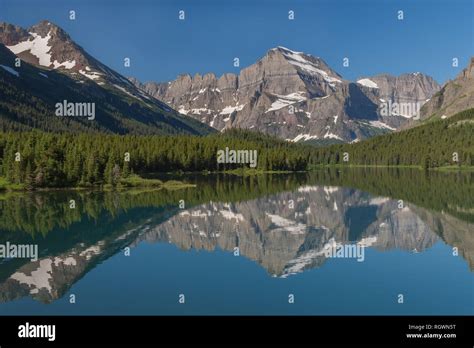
left=1, top=0, right=473, bottom=85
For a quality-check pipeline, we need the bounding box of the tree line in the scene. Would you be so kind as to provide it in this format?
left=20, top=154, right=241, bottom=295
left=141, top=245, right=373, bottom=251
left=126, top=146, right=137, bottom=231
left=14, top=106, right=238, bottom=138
left=310, top=108, right=474, bottom=168
left=0, top=108, right=472, bottom=189
left=0, top=128, right=310, bottom=188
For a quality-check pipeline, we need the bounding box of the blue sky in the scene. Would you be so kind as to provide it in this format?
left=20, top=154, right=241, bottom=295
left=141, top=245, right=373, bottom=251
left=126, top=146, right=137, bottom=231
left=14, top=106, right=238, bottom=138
left=1, top=0, right=473, bottom=84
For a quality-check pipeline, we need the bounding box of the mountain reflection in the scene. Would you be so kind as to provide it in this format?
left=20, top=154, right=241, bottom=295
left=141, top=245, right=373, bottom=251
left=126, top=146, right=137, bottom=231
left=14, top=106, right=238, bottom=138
left=0, top=170, right=472, bottom=304
left=135, top=186, right=462, bottom=277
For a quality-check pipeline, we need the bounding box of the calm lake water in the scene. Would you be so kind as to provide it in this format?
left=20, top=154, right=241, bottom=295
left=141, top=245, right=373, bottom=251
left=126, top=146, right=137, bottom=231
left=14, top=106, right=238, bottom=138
left=0, top=168, right=472, bottom=315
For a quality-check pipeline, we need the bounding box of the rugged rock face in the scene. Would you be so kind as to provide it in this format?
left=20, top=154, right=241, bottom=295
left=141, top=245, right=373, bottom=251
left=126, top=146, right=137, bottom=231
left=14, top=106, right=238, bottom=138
left=0, top=22, right=30, bottom=45
left=358, top=73, right=439, bottom=116
left=420, top=57, right=474, bottom=120
left=131, top=47, right=440, bottom=143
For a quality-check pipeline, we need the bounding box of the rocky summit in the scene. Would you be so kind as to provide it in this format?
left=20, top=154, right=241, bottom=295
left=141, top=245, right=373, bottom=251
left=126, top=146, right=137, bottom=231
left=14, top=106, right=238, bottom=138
left=131, top=46, right=441, bottom=143
left=0, top=20, right=142, bottom=93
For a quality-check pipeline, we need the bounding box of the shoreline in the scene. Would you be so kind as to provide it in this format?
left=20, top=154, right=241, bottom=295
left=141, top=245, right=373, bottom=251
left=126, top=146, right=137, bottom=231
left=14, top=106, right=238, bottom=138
left=0, top=175, right=197, bottom=192
left=310, top=164, right=474, bottom=171
left=1, top=165, right=473, bottom=192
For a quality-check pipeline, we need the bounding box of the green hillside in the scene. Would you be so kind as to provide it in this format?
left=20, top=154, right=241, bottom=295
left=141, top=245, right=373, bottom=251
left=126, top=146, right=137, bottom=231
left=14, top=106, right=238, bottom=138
left=310, top=108, right=474, bottom=168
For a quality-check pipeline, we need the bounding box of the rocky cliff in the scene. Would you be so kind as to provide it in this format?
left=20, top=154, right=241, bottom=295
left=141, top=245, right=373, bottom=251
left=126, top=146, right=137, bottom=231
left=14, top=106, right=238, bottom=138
left=132, top=47, right=440, bottom=143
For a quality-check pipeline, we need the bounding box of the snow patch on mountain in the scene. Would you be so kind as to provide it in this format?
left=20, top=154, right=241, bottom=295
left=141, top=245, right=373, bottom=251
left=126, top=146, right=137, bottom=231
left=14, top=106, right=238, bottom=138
left=292, top=133, right=319, bottom=142
left=369, top=197, right=390, bottom=205
left=113, top=84, right=141, bottom=101
left=368, top=120, right=396, bottom=131
left=7, top=31, right=52, bottom=67
left=220, top=104, right=245, bottom=115
left=52, top=59, right=76, bottom=69
left=79, top=68, right=102, bottom=81
left=266, top=213, right=306, bottom=235
left=220, top=210, right=245, bottom=221
left=277, top=46, right=342, bottom=86
left=282, top=237, right=333, bottom=277
left=266, top=92, right=306, bottom=113
left=323, top=131, right=343, bottom=140
left=357, top=78, right=379, bottom=89
left=10, top=259, right=53, bottom=293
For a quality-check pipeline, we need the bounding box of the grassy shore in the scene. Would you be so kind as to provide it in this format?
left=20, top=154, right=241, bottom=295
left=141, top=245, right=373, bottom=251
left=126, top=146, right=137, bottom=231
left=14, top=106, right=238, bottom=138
left=0, top=174, right=195, bottom=192
left=116, top=175, right=196, bottom=190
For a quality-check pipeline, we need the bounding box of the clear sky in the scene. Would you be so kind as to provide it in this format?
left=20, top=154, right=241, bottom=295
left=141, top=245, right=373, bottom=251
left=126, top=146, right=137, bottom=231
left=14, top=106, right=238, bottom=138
left=1, top=0, right=473, bottom=84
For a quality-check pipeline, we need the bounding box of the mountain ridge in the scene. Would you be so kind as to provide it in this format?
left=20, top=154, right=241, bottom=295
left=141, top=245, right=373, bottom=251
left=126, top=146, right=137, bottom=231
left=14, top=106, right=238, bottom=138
left=130, top=46, right=441, bottom=143
left=0, top=20, right=213, bottom=135
left=420, top=57, right=474, bottom=121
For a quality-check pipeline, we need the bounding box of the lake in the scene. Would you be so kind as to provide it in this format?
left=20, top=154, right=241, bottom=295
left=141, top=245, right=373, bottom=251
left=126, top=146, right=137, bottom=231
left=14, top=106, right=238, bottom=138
left=0, top=168, right=472, bottom=315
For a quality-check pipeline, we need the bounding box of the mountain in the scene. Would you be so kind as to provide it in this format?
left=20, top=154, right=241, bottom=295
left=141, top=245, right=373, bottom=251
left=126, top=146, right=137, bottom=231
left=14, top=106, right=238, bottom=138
left=0, top=21, right=213, bottom=135
left=131, top=46, right=440, bottom=143
left=420, top=57, right=474, bottom=121
left=356, top=73, right=439, bottom=116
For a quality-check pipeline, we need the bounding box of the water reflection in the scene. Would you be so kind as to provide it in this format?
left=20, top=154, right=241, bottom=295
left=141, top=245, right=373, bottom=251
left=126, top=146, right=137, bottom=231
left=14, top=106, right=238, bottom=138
left=0, top=169, right=472, bottom=306
left=137, top=186, right=469, bottom=278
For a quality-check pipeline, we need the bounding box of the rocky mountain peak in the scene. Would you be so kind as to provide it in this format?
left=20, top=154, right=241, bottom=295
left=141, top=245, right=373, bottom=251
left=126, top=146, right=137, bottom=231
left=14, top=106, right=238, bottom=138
left=131, top=46, right=440, bottom=143
left=271, top=46, right=339, bottom=77
left=0, top=20, right=92, bottom=72
left=268, top=46, right=321, bottom=65
left=258, top=46, right=344, bottom=91
left=0, top=19, right=146, bottom=98
left=28, top=20, right=69, bottom=39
